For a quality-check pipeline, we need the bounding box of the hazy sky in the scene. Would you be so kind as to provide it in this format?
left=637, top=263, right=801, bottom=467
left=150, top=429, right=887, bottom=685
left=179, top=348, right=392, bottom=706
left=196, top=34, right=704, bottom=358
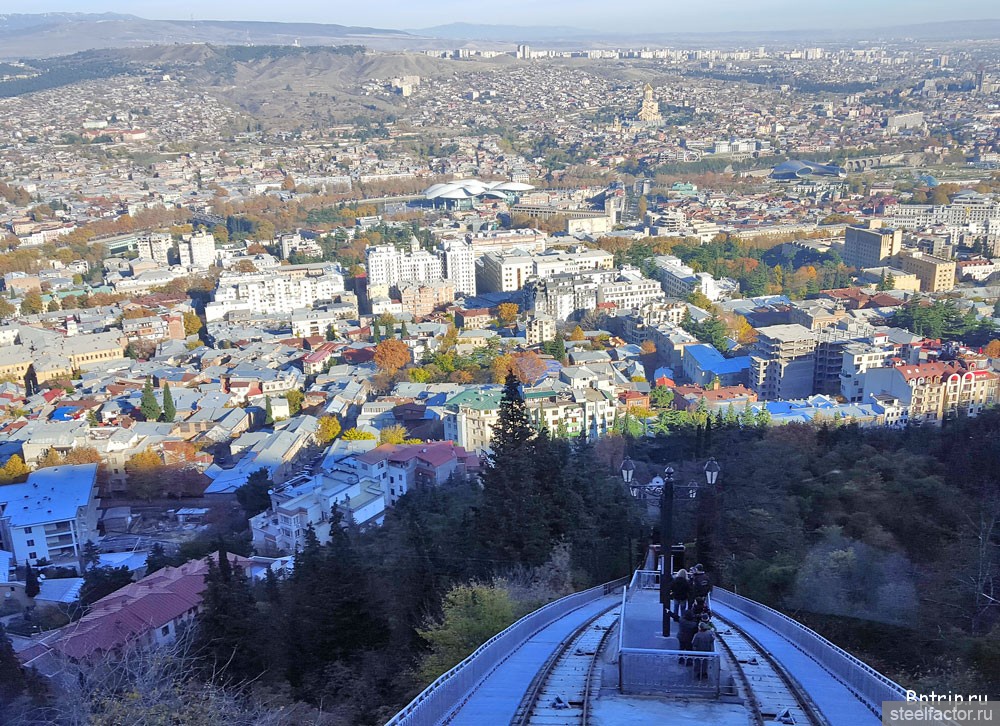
left=3, top=1, right=997, bottom=32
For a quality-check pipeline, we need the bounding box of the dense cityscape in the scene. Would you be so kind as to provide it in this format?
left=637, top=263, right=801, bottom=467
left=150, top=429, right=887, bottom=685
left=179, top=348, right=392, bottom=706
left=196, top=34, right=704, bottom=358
left=0, top=7, right=999, bottom=725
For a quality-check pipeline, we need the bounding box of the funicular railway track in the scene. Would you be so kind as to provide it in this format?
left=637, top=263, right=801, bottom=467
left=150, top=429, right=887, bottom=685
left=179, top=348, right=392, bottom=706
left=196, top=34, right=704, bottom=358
left=509, top=602, right=829, bottom=726
left=512, top=607, right=619, bottom=726
left=713, top=612, right=828, bottom=726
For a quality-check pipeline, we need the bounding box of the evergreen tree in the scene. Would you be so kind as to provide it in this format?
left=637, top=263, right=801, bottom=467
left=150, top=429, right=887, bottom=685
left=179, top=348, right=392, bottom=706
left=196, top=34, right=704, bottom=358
left=196, top=545, right=265, bottom=683
left=24, top=562, right=39, bottom=599
left=80, top=565, right=132, bottom=605
left=400, top=321, right=409, bottom=339
left=81, top=539, right=101, bottom=571
left=373, top=323, right=381, bottom=343
left=283, top=517, right=387, bottom=689
left=0, top=623, right=28, bottom=707
left=162, top=382, right=176, bottom=423
left=145, top=542, right=172, bottom=574
left=264, top=396, right=274, bottom=426
left=477, top=374, right=550, bottom=566
left=139, top=377, right=161, bottom=422
left=235, top=468, right=273, bottom=517
left=23, top=365, right=38, bottom=398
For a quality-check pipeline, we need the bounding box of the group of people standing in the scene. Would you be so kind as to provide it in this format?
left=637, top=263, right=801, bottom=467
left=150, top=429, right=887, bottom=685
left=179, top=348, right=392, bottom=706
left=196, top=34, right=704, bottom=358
left=668, top=565, right=716, bottom=678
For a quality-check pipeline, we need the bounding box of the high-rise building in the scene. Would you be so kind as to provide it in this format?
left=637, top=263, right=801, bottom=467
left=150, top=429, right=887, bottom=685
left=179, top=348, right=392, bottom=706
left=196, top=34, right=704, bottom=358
left=898, top=250, right=956, bottom=292
left=178, top=231, right=216, bottom=269
left=440, top=240, right=476, bottom=297
left=843, top=223, right=902, bottom=270
left=137, top=232, right=174, bottom=265
left=749, top=324, right=818, bottom=400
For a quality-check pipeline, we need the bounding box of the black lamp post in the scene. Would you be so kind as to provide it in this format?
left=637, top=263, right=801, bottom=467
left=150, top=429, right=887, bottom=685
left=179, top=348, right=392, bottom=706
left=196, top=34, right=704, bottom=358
left=659, top=466, right=675, bottom=636
left=621, top=457, right=722, bottom=638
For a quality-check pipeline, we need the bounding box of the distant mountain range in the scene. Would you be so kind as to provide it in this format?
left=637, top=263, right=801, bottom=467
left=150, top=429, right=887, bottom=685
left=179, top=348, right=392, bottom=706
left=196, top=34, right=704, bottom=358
left=0, top=13, right=414, bottom=58
left=411, top=19, right=1000, bottom=44
left=0, top=13, right=998, bottom=59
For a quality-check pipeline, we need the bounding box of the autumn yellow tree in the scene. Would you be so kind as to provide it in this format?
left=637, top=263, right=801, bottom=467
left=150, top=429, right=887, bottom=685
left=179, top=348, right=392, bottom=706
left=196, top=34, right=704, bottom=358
left=496, top=302, right=519, bottom=326
left=341, top=428, right=376, bottom=441
left=125, top=450, right=164, bottom=500
left=62, top=446, right=101, bottom=465
left=316, top=415, right=342, bottom=444
left=985, top=339, right=1000, bottom=359
left=374, top=338, right=410, bottom=374
left=0, top=454, right=29, bottom=484
left=568, top=325, right=586, bottom=341
left=379, top=425, right=409, bottom=445
left=37, top=448, right=64, bottom=469
left=640, top=340, right=657, bottom=355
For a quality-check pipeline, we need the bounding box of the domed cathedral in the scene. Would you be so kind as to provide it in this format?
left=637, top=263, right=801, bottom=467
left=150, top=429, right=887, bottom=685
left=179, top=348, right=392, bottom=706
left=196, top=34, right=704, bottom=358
left=635, top=83, right=663, bottom=125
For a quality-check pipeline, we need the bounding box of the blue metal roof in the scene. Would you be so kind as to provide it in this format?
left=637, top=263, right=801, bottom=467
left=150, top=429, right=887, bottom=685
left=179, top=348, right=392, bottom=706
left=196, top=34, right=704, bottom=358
left=686, top=345, right=751, bottom=376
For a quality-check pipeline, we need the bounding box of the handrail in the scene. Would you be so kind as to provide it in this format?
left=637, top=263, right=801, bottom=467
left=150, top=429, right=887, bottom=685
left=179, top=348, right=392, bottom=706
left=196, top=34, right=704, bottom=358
left=385, top=576, right=627, bottom=726
left=712, top=587, right=907, bottom=717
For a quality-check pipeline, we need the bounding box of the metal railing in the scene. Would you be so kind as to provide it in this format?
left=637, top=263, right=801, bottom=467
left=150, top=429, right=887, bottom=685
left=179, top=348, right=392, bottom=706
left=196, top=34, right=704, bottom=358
left=712, top=587, right=907, bottom=717
left=619, top=649, right=721, bottom=697
left=384, top=577, right=627, bottom=726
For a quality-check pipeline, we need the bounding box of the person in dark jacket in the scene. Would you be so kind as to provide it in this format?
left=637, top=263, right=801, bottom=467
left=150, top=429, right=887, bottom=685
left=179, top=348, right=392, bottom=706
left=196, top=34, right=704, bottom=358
left=689, top=564, right=712, bottom=602
left=688, top=596, right=712, bottom=621
left=691, top=621, right=716, bottom=679
left=677, top=608, right=699, bottom=659
left=669, top=568, right=690, bottom=621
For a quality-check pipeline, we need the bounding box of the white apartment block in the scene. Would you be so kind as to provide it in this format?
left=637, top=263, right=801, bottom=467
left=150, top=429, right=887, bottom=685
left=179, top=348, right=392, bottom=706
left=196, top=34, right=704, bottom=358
left=0, top=464, right=100, bottom=567
left=839, top=343, right=895, bottom=402
left=178, top=232, right=216, bottom=269
left=597, top=269, right=665, bottom=309
left=206, top=268, right=346, bottom=321
left=653, top=256, right=737, bottom=302
left=440, top=240, right=477, bottom=297
left=365, top=244, right=443, bottom=289
left=137, top=232, right=174, bottom=265
left=477, top=250, right=535, bottom=293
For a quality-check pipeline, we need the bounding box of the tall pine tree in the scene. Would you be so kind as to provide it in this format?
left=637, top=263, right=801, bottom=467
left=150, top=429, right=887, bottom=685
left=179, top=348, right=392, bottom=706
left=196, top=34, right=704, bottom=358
left=162, top=382, right=176, bottom=423
left=196, top=545, right=264, bottom=683
left=140, top=377, right=161, bottom=422
left=24, top=562, right=39, bottom=599
left=477, top=374, right=550, bottom=567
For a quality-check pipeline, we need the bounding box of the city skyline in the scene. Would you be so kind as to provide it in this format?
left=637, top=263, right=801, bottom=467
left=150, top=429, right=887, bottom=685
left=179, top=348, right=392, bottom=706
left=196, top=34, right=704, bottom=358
left=2, top=1, right=998, bottom=34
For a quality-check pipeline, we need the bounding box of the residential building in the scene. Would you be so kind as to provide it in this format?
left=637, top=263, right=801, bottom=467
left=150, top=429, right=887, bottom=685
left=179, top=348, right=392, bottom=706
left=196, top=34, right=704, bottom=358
left=857, top=267, right=921, bottom=292
left=351, top=442, right=478, bottom=504
left=523, top=313, right=556, bottom=345
left=443, top=388, right=504, bottom=453
left=440, top=240, right=477, bottom=297
left=178, top=231, right=216, bottom=269
left=682, top=344, right=751, bottom=387
left=206, top=266, right=346, bottom=321
left=398, top=279, right=455, bottom=318
left=653, top=255, right=737, bottom=301
left=20, top=554, right=256, bottom=666
left=523, top=387, right=617, bottom=441
left=670, top=383, right=757, bottom=413
left=898, top=250, right=957, bottom=292
left=136, top=232, right=173, bottom=264
left=365, top=243, right=444, bottom=291
left=121, top=314, right=185, bottom=343
left=843, top=223, right=902, bottom=270
left=0, top=464, right=100, bottom=567
left=862, top=361, right=998, bottom=424
left=477, top=250, right=534, bottom=293
left=749, top=324, right=817, bottom=400
left=839, top=342, right=895, bottom=402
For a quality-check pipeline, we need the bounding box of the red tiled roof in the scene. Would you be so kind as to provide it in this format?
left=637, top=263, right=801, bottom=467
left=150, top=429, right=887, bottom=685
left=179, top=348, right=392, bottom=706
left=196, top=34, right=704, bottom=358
left=26, top=555, right=250, bottom=662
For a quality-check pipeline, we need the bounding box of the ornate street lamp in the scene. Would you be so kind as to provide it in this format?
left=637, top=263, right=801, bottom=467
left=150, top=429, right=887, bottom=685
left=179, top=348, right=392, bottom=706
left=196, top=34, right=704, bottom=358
left=620, top=458, right=722, bottom=638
